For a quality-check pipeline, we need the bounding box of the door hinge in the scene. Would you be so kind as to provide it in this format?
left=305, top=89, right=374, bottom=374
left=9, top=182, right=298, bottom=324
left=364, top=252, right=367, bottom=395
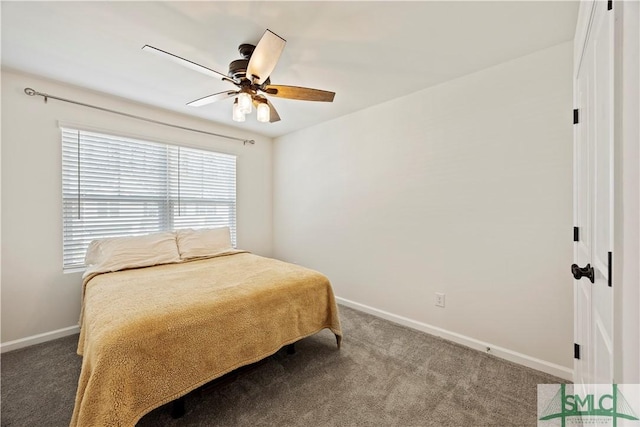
left=574, top=343, right=581, bottom=360
left=608, top=252, right=612, bottom=287
left=573, top=109, right=579, bottom=124
left=573, top=226, right=579, bottom=242
left=608, top=0, right=613, bottom=10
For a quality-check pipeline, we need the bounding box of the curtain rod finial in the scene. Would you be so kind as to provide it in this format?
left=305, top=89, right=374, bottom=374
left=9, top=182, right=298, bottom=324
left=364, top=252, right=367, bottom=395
left=24, top=88, right=36, bottom=96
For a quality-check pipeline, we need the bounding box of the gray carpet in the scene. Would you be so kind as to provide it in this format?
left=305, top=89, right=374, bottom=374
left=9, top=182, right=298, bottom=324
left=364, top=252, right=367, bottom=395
left=1, top=305, right=566, bottom=426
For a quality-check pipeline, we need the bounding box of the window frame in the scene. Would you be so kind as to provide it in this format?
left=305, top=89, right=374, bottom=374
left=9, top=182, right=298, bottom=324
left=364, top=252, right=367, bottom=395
left=61, top=125, right=237, bottom=271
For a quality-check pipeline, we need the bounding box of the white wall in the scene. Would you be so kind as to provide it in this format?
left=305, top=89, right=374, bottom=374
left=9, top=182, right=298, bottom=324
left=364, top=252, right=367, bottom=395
left=273, top=42, right=574, bottom=371
left=1, top=69, right=273, bottom=344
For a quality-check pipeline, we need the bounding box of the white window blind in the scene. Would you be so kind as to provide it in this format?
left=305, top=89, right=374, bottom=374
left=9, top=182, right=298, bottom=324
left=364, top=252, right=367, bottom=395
left=62, top=128, right=236, bottom=270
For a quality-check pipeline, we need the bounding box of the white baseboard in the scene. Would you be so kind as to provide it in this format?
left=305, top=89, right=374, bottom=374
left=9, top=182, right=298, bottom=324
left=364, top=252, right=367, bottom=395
left=1, top=325, right=80, bottom=354
left=336, top=296, right=573, bottom=381
left=0, top=300, right=574, bottom=381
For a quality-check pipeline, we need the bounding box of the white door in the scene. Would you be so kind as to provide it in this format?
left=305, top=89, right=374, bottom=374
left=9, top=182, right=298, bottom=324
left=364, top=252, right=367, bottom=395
left=573, top=0, right=614, bottom=388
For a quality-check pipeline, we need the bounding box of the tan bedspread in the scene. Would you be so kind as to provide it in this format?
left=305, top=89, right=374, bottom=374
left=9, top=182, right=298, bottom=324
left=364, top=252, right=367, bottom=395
left=70, top=252, right=342, bottom=427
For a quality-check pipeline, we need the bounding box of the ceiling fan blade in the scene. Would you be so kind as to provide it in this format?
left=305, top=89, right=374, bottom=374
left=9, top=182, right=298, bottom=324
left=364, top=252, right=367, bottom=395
left=142, top=45, right=232, bottom=82
left=187, top=91, right=238, bottom=107
left=246, top=30, right=286, bottom=85
left=266, top=99, right=281, bottom=123
left=263, top=85, right=335, bottom=102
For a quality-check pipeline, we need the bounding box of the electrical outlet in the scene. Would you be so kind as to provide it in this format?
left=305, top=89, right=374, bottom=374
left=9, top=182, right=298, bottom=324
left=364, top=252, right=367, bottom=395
left=435, top=292, right=445, bottom=308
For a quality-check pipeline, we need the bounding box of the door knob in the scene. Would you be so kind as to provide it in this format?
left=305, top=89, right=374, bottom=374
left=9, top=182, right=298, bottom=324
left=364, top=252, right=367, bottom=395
left=571, top=263, right=595, bottom=283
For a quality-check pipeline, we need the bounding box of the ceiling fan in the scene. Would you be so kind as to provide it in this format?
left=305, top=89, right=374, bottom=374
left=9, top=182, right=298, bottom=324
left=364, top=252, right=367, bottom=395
left=142, top=29, right=335, bottom=124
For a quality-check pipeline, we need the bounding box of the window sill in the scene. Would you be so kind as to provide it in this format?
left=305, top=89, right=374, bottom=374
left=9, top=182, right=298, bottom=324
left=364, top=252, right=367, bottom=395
left=64, top=267, right=86, bottom=275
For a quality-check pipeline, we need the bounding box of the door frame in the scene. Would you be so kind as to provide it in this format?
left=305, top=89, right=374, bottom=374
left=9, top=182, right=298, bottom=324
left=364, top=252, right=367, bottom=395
left=612, top=0, right=640, bottom=385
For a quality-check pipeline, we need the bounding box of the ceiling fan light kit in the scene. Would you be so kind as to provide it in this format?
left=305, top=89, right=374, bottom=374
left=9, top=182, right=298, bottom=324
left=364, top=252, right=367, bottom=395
left=232, top=98, right=245, bottom=122
left=143, top=29, right=335, bottom=124
left=238, top=91, right=252, bottom=114
left=256, top=102, right=270, bottom=123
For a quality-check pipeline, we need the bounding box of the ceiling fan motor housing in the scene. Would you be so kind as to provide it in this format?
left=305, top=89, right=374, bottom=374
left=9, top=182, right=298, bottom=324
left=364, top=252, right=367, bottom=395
left=228, top=44, right=257, bottom=81
left=228, top=59, right=248, bottom=80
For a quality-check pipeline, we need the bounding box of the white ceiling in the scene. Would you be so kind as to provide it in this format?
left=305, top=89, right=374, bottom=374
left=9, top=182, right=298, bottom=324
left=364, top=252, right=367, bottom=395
left=1, top=1, right=578, bottom=138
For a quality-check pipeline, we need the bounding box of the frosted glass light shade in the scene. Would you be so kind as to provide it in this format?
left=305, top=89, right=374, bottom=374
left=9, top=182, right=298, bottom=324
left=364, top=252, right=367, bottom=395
left=238, top=92, right=252, bottom=114
left=232, top=99, right=245, bottom=122
left=257, top=102, right=270, bottom=123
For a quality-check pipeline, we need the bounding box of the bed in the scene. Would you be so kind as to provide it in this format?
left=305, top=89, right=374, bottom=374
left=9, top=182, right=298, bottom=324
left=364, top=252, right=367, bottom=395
left=70, top=229, right=342, bottom=427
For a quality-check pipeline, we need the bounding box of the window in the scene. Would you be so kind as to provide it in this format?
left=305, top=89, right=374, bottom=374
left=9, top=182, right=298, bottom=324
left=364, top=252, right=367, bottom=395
left=62, top=128, right=236, bottom=270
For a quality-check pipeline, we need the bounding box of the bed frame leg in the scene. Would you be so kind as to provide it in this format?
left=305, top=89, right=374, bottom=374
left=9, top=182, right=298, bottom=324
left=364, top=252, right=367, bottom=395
left=170, top=396, right=185, bottom=419
left=286, top=343, right=296, bottom=355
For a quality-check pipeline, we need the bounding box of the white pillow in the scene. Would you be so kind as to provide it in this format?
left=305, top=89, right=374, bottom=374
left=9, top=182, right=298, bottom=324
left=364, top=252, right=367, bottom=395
left=84, top=231, right=180, bottom=274
left=176, top=227, right=232, bottom=260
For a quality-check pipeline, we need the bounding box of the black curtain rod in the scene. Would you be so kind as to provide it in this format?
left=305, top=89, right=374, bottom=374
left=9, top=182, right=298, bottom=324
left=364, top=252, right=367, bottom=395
left=23, top=87, right=255, bottom=145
